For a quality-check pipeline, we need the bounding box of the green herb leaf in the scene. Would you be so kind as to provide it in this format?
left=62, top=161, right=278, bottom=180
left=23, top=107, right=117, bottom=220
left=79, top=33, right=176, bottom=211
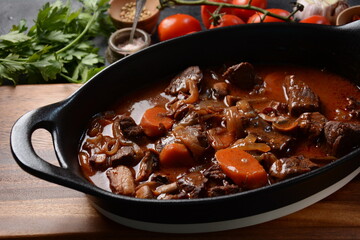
left=0, top=0, right=114, bottom=85
left=28, top=45, right=53, bottom=62
left=81, top=53, right=103, bottom=65
left=31, top=58, right=63, bottom=81
left=45, top=31, right=76, bottom=43
left=0, top=31, right=31, bottom=43
left=11, top=19, right=28, bottom=33
left=80, top=0, right=98, bottom=11
left=0, top=63, right=19, bottom=85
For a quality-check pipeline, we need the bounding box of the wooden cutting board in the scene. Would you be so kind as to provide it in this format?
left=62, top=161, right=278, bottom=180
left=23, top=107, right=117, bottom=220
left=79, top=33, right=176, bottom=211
left=0, top=84, right=359, bottom=239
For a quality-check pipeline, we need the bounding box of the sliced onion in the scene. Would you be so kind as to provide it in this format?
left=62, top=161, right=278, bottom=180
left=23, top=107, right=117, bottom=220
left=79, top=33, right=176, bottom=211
left=231, top=134, right=271, bottom=152
left=258, top=113, right=285, bottom=122
left=224, top=106, right=245, bottom=138
left=183, top=79, right=199, bottom=104
left=235, top=143, right=271, bottom=153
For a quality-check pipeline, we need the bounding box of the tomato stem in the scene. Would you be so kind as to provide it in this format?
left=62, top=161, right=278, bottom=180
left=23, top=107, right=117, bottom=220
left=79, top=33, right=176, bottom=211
left=287, top=2, right=304, bottom=20
left=210, top=5, right=225, bottom=26
left=158, top=0, right=303, bottom=22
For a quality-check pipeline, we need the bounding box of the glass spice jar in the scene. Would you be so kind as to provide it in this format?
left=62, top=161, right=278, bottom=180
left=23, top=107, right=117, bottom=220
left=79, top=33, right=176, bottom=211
left=106, top=27, right=151, bottom=64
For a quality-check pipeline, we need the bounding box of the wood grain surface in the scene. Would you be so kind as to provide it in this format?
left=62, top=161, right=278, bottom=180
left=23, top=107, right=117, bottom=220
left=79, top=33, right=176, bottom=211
left=0, top=84, right=359, bottom=240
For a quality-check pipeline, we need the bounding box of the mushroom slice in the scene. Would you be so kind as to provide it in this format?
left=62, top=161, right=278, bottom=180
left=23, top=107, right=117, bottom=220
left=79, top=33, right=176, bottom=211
left=154, top=182, right=178, bottom=195
left=272, top=118, right=299, bottom=133
left=135, top=185, right=154, bottom=199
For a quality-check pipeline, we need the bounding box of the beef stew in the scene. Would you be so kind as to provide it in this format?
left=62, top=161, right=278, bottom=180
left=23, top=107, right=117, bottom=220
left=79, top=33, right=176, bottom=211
left=78, top=62, right=360, bottom=199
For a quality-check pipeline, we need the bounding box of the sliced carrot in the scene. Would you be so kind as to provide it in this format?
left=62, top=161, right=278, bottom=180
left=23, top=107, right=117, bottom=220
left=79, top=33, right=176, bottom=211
left=140, top=106, right=174, bottom=137
left=159, top=143, right=194, bottom=167
left=215, top=148, right=268, bottom=189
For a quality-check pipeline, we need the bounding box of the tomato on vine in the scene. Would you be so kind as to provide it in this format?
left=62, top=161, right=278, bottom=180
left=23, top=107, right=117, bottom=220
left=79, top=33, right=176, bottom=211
left=247, top=8, right=290, bottom=23
left=201, top=0, right=234, bottom=29
left=300, top=15, right=331, bottom=25
left=232, top=0, right=267, bottom=22
left=157, top=14, right=202, bottom=41
left=210, top=14, right=245, bottom=28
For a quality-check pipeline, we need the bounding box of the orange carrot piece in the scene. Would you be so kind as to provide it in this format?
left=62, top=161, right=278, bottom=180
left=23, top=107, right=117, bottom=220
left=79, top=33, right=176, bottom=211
left=140, top=106, right=174, bottom=137
left=159, top=143, right=194, bottom=167
left=215, top=148, right=268, bottom=189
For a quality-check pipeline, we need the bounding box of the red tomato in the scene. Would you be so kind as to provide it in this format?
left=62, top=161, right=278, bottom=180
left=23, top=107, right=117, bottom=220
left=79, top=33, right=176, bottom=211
left=158, top=14, right=202, bottom=41
left=210, top=14, right=245, bottom=29
left=201, top=0, right=234, bottom=29
left=247, top=8, right=290, bottom=23
left=300, top=15, right=331, bottom=25
left=232, top=0, right=267, bottom=22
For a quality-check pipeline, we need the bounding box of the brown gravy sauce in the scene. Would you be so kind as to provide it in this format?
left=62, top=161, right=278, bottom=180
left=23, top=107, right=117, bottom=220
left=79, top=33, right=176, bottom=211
left=80, top=64, right=360, bottom=192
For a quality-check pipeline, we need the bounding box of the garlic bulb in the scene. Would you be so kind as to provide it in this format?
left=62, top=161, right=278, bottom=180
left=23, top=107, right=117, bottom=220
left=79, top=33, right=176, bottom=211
left=294, top=0, right=349, bottom=24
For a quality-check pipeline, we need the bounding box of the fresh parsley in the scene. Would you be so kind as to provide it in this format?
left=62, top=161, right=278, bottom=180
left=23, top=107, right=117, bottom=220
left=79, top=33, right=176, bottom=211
left=0, top=0, right=115, bottom=85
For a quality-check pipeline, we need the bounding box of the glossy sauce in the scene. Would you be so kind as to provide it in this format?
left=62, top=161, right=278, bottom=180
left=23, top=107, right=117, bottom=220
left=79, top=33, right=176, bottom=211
left=79, top=64, right=360, bottom=194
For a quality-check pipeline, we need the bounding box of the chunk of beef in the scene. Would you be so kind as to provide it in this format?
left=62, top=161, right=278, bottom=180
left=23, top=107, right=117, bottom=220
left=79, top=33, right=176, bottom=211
left=297, top=112, right=327, bottom=140
left=268, top=101, right=289, bottom=115
left=207, top=184, right=241, bottom=197
left=246, top=117, right=294, bottom=153
left=107, top=165, right=136, bottom=196
left=203, top=164, right=227, bottom=181
left=150, top=174, right=170, bottom=184
left=201, top=111, right=224, bottom=130
left=89, top=153, right=107, bottom=166
left=177, top=109, right=201, bottom=127
left=202, top=164, right=240, bottom=197
left=109, top=145, right=143, bottom=167
left=324, top=121, right=360, bottom=156
left=258, top=152, right=278, bottom=171
left=203, top=163, right=234, bottom=187
left=177, top=172, right=207, bottom=198
left=284, top=75, right=320, bottom=116
left=269, top=155, right=319, bottom=181
left=222, top=62, right=258, bottom=89
left=173, top=103, right=192, bottom=121
left=165, top=66, right=202, bottom=95
left=136, top=150, right=159, bottom=182
left=173, top=125, right=209, bottom=158
left=118, top=115, right=144, bottom=141
left=155, top=131, right=177, bottom=151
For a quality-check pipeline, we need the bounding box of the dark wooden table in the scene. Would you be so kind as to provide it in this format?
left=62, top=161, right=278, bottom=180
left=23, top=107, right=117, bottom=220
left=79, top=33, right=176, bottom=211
left=0, top=84, right=359, bottom=239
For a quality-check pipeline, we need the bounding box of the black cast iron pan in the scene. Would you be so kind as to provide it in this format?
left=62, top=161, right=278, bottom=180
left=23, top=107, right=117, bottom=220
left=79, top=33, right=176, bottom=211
left=10, top=21, right=360, bottom=233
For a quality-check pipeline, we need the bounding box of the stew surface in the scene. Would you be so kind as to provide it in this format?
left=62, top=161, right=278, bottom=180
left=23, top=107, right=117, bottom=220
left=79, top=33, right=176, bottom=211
left=79, top=63, right=360, bottom=199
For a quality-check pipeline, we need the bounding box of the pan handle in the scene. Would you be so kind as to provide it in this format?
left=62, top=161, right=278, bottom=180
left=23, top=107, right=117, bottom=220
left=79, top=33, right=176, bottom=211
left=10, top=102, right=90, bottom=194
